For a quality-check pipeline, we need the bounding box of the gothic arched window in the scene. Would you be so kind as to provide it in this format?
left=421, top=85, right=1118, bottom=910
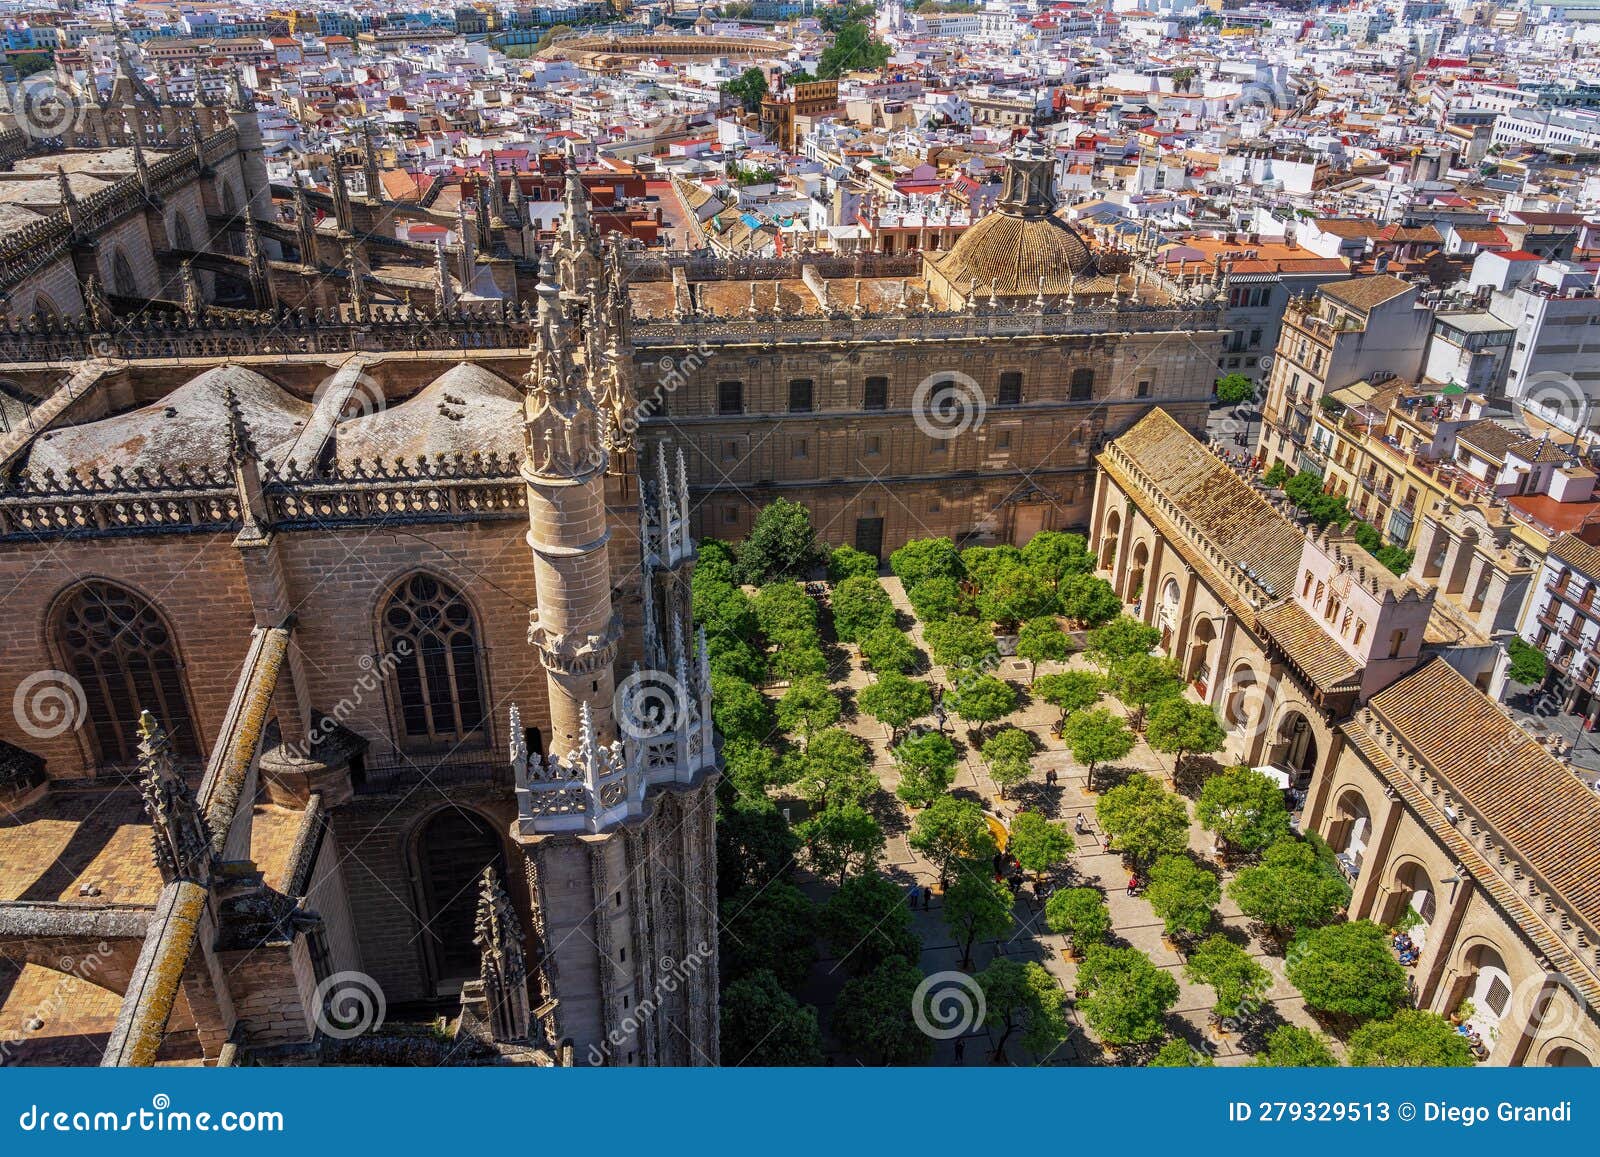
left=382, top=574, right=487, bottom=747
left=110, top=249, right=137, bottom=298
left=171, top=213, right=193, bottom=251
left=55, top=581, right=198, bottom=764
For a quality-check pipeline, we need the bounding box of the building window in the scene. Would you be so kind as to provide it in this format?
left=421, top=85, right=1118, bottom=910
left=56, top=581, right=198, bottom=765
left=722, top=507, right=739, bottom=525
left=1136, top=380, right=1151, bottom=398
left=717, top=380, right=743, bottom=415
left=1303, top=571, right=1315, bottom=597
left=864, top=435, right=882, bottom=456
left=721, top=439, right=738, bottom=462
left=863, top=376, right=888, bottom=410
left=997, top=371, right=1022, bottom=406
left=1387, top=629, right=1407, bottom=659
left=1070, top=368, right=1094, bottom=401
left=996, top=430, right=1011, bottom=450
left=383, top=573, right=487, bottom=747
left=793, top=437, right=809, bottom=460
left=788, top=378, right=813, bottom=412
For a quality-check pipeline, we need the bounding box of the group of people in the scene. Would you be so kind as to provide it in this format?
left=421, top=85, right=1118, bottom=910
left=1392, top=930, right=1420, bottom=966
left=907, top=883, right=935, bottom=911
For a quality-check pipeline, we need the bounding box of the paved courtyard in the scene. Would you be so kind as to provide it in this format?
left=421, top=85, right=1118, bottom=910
left=773, top=576, right=1323, bottom=1066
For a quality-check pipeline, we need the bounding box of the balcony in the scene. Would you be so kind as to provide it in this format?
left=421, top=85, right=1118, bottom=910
left=1546, top=579, right=1597, bottom=614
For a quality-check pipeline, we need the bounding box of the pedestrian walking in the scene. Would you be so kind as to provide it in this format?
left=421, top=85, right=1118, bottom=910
left=908, top=884, right=922, bottom=909
left=922, top=885, right=932, bottom=911
left=953, top=1037, right=966, bottom=1064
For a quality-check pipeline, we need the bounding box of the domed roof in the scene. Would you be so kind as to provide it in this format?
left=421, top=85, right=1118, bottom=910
left=334, top=363, right=522, bottom=466
left=931, top=210, right=1096, bottom=296
left=25, top=365, right=311, bottom=481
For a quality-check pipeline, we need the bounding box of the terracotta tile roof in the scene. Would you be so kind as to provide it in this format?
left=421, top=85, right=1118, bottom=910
left=1321, top=273, right=1413, bottom=312
left=1254, top=599, right=1361, bottom=693
left=1367, top=658, right=1600, bottom=937
left=1102, top=410, right=1304, bottom=601
left=1456, top=419, right=1518, bottom=460
left=1551, top=532, right=1600, bottom=578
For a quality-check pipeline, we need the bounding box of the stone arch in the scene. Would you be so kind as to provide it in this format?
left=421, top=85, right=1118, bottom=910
left=1157, top=574, right=1183, bottom=649
left=1327, top=786, right=1373, bottom=877
left=1378, top=857, right=1439, bottom=947
left=1126, top=539, right=1150, bottom=604
left=31, top=293, right=59, bottom=324
left=407, top=804, right=506, bottom=994
left=1540, top=1042, right=1593, bottom=1067
left=1184, top=613, right=1219, bottom=692
left=376, top=570, right=491, bottom=752
left=48, top=578, right=200, bottom=766
left=219, top=180, right=238, bottom=217
left=1220, top=659, right=1268, bottom=736
left=1264, top=701, right=1325, bottom=787
left=1446, top=938, right=1518, bottom=1038
left=1100, top=509, right=1121, bottom=571
left=170, top=212, right=194, bottom=251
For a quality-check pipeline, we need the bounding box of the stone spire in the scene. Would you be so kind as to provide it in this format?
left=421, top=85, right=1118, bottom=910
left=487, top=159, right=508, bottom=226
left=510, top=165, right=528, bottom=224
left=560, top=139, right=592, bottom=247
left=292, top=173, right=318, bottom=266
left=179, top=260, right=202, bottom=323
left=433, top=240, right=454, bottom=314
left=83, top=275, right=110, bottom=330
left=224, top=385, right=270, bottom=537
left=56, top=166, right=79, bottom=231
left=138, top=711, right=212, bottom=884
left=472, top=867, right=531, bottom=1043
left=361, top=123, right=383, bottom=204
left=328, top=151, right=353, bottom=234
left=343, top=238, right=369, bottom=323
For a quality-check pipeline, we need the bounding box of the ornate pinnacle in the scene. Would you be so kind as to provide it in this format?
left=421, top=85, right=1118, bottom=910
left=138, top=711, right=213, bottom=883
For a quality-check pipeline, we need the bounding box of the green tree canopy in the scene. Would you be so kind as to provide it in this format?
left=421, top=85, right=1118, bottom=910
left=1063, top=707, right=1135, bottom=791
left=792, top=728, right=875, bottom=810
left=1057, top=573, right=1123, bottom=628
left=859, top=622, right=920, bottom=674
left=830, top=574, right=897, bottom=643
left=775, top=673, right=841, bottom=739
left=795, top=803, right=884, bottom=886
left=906, top=575, right=970, bottom=622
left=1507, top=637, right=1547, bottom=686
left=1020, top=531, right=1093, bottom=586
left=833, top=957, right=933, bottom=1064
left=710, top=674, right=774, bottom=742
left=1215, top=373, right=1256, bottom=405
left=977, top=959, right=1069, bottom=1060
left=1016, top=616, right=1073, bottom=682
left=720, top=969, right=824, bottom=1065
left=741, top=500, right=821, bottom=584
left=721, top=735, right=780, bottom=795
left=1108, top=652, right=1185, bottom=727
left=1197, top=765, right=1291, bottom=854
left=858, top=672, right=933, bottom=739
left=1228, top=836, right=1350, bottom=940
left=890, top=537, right=963, bottom=592
left=1284, top=469, right=1351, bottom=529
left=1149, top=1039, right=1216, bottom=1066
left=891, top=730, right=959, bottom=807
left=1086, top=616, right=1162, bottom=667
left=1146, top=854, right=1221, bottom=938
left=1184, top=933, right=1271, bottom=1020
left=923, top=617, right=996, bottom=670
left=1262, top=462, right=1292, bottom=489
left=720, top=66, right=769, bottom=112
left=909, top=795, right=997, bottom=886
left=947, top=674, right=1017, bottom=736
left=693, top=578, right=757, bottom=639
left=827, top=543, right=881, bottom=582
left=716, top=793, right=797, bottom=897
left=754, top=580, right=818, bottom=641
left=820, top=872, right=921, bottom=975
left=719, top=881, right=816, bottom=988
left=1044, top=887, right=1111, bottom=952
left=1145, top=699, right=1228, bottom=774
left=1285, top=920, right=1410, bottom=1022
left=1034, top=671, right=1103, bottom=720
left=1007, top=811, right=1075, bottom=879
left=1251, top=1024, right=1340, bottom=1067
left=1096, top=773, right=1191, bottom=865
left=695, top=538, right=739, bottom=583
left=1076, top=944, right=1180, bottom=1046
left=977, top=565, right=1058, bottom=632
left=980, top=726, right=1035, bottom=797
left=943, top=867, right=1015, bottom=968
left=1347, top=1009, right=1475, bottom=1067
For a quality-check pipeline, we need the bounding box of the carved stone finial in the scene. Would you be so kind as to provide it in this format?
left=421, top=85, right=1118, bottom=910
left=472, top=866, right=531, bottom=1043
left=138, top=711, right=213, bottom=883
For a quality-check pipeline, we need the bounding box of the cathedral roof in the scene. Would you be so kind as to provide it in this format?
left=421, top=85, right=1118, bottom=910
left=25, top=365, right=311, bottom=481
left=928, top=207, right=1097, bottom=295
left=334, top=363, right=522, bottom=466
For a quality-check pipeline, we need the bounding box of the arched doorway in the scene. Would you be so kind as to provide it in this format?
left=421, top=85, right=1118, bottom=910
left=1547, top=1046, right=1592, bottom=1067
left=1157, top=576, right=1182, bottom=650
left=413, top=808, right=504, bottom=995
left=1328, top=788, right=1372, bottom=881
left=1381, top=860, right=1437, bottom=949
left=1126, top=541, right=1149, bottom=607
left=1221, top=662, right=1269, bottom=739
left=1186, top=616, right=1218, bottom=696
left=1100, top=510, right=1121, bottom=571
left=1452, top=943, right=1513, bottom=1044
left=1268, top=708, right=1319, bottom=787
